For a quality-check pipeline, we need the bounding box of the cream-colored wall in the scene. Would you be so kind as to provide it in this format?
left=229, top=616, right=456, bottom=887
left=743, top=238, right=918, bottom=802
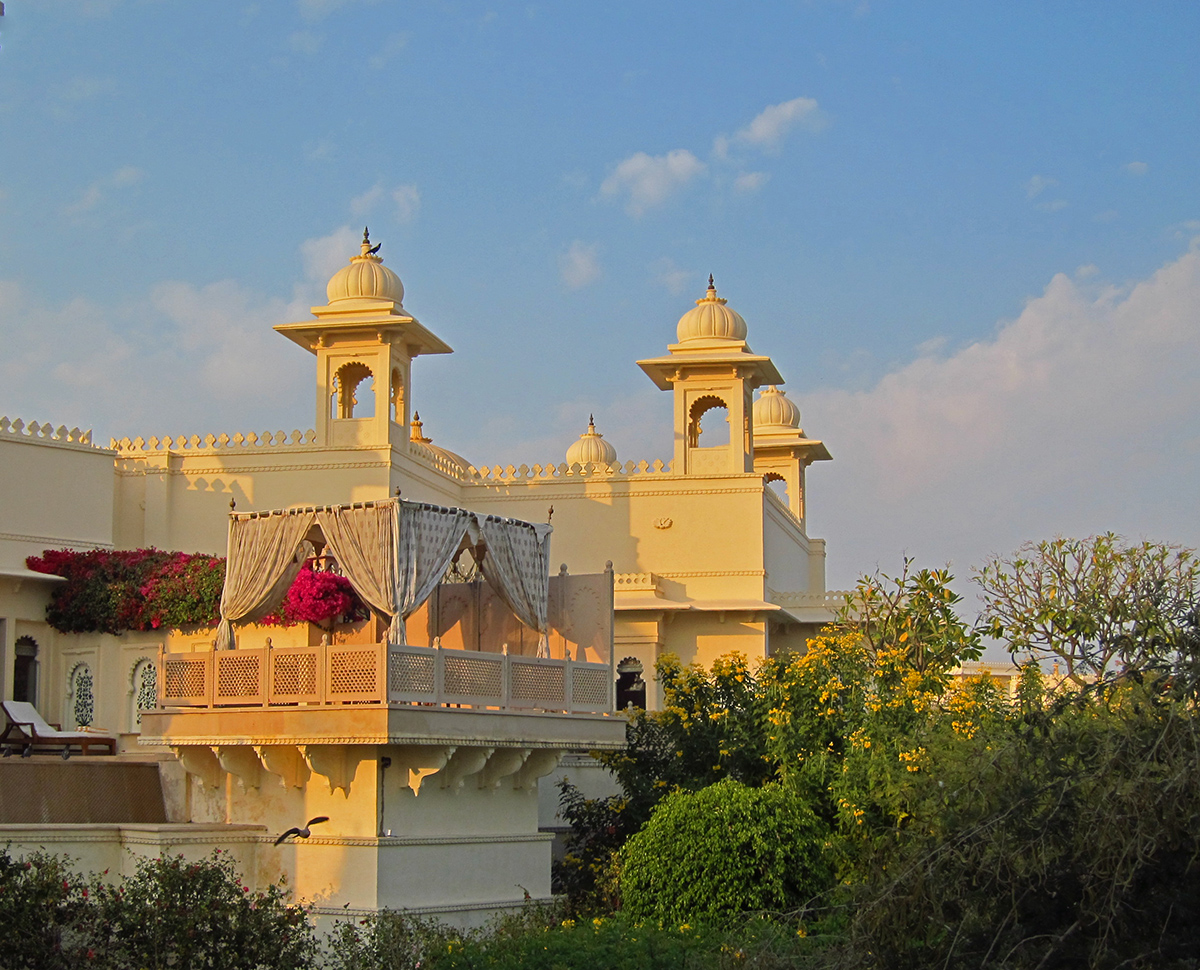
left=0, top=428, right=115, bottom=568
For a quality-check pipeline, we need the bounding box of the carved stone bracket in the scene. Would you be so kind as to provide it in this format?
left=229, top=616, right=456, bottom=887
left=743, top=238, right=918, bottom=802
left=435, top=747, right=493, bottom=791
left=255, top=744, right=312, bottom=790
left=216, top=745, right=266, bottom=792
left=173, top=745, right=225, bottom=790
left=513, top=749, right=562, bottom=791
left=303, top=744, right=367, bottom=796
left=390, top=744, right=455, bottom=795
left=479, top=748, right=529, bottom=789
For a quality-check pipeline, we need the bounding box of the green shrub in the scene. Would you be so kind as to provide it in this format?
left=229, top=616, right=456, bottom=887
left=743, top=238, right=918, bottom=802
left=0, top=849, right=91, bottom=969
left=619, top=779, right=832, bottom=925
left=88, top=851, right=315, bottom=969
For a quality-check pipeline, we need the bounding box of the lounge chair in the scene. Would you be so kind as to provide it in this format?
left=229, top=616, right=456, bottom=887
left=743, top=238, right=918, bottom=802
left=0, top=701, right=116, bottom=758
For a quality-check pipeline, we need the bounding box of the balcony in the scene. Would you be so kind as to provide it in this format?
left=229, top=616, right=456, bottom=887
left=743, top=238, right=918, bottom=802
left=158, top=640, right=613, bottom=714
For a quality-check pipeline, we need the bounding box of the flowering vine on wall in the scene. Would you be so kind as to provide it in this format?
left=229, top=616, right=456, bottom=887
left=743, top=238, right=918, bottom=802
left=25, top=549, right=367, bottom=635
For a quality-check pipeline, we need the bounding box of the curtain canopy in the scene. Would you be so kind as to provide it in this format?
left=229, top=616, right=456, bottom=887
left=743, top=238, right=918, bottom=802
left=217, top=500, right=552, bottom=650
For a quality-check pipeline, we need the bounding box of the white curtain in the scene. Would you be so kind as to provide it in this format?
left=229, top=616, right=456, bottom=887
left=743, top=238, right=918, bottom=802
left=392, top=501, right=474, bottom=645
left=217, top=511, right=315, bottom=650
left=315, top=504, right=398, bottom=624
left=477, top=515, right=554, bottom=657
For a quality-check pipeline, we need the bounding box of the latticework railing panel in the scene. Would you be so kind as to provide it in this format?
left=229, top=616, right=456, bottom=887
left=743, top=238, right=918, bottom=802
left=509, top=661, right=565, bottom=705
left=571, top=666, right=612, bottom=711
left=271, top=652, right=319, bottom=698
left=162, top=657, right=208, bottom=705
left=328, top=649, right=379, bottom=698
left=388, top=650, right=436, bottom=696
left=442, top=654, right=503, bottom=701
left=214, top=652, right=263, bottom=704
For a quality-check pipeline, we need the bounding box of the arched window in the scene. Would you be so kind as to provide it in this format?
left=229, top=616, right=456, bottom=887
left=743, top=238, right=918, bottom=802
left=68, top=662, right=95, bottom=729
left=390, top=367, right=404, bottom=423
left=763, top=472, right=789, bottom=503
left=13, top=636, right=38, bottom=705
left=130, top=658, right=158, bottom=729
left=688, top=395, right=730, bottom=448
left=616, top=657, right=646, bottom=710
left=332, top=362, right=375, bottom=418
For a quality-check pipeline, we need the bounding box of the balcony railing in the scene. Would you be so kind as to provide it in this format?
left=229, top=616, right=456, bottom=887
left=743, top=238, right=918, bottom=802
left=158, top=641, right=614, bottom=715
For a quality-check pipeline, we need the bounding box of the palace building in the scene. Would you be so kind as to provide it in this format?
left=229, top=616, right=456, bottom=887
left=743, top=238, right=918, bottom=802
left=0, top=231, right=841, bottom=920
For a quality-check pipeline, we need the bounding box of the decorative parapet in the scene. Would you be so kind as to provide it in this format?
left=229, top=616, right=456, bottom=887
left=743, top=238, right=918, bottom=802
left=768, top=589, right=853, bottom=614
left=459, top=458, right=676, bottom=484
left=0, top=417, right=96, bottom=447
left=112, top=429, right=320, bottom=454
left=613, top=572, right=663, bottom=594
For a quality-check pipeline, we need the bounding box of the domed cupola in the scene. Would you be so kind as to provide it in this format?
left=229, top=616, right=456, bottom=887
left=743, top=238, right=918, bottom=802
left=753, top=386, right=802, bottom=432
left=676, top=276, right=749, bottom=343
left=566, top=416, right=618, bottom=465
left=326, top=227, right=405, bottom=305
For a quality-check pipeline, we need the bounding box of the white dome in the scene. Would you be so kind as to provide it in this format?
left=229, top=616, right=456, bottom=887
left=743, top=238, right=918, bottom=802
left=326, top=229, right=405, bottom=304
left=676, top=276, right=748, bottom=343
left=566, top=416, right=618, bottom=465
left=753, top=386, right=801, bottom=430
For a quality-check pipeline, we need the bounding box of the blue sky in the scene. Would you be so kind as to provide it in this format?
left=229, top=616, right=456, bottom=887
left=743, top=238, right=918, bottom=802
left=2, top=0, right=1198, bottom=590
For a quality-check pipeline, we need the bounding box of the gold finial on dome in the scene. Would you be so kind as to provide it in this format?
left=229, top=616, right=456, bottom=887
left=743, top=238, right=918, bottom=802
left=566, top=415, right=617, bottom=465
left=675, top=274, right=745, bottom=342
left=326, top=229, right=404, bottom=303
left=697, top=274, right=727, bottom=306
left=361, top=226, right=382, bottom=259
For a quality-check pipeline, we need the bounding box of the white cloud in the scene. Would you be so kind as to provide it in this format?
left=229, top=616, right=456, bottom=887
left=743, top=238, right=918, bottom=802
left=652, top=258, right=693, bottom=296
left=804, top=247, right=1200, bottom=591
left=287, top=31, right=322, bottom=54
left=1124, top=161, right=1149, bottom=176
left=392, top=184, right=420, bottom=224
left=63, top=166, right=143, bottom=216
left=300, top=225, right=358, bottom=284
left=1037, top=198, right=1068, bottom=212
left=350, top=184, right=385, bottom=216
left=350, top=183, right=419, bottom=224
left=369, top=32, right=410, bottom=70
left=1026, top=174, right=1056, bottom=199
left=559, top=241, right=601, bottom=289
left=733, top=171, right=770, bottom=193
left=600, top=150, right=706, bottom=216
left=0, top=279, right=311, bottom=440
left=734, top=97, right=824, bottom=151
left=304, top=138, right=336, bottom=161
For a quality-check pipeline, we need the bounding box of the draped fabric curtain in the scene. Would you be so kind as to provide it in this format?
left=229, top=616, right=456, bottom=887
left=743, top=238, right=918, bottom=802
left=315, top=504, right=398, bottom=625
left=477, top=515, right=554, bottom=657
left=216, top=511, right=316, bottom=650
left=391, top=502, right=475, bottom=645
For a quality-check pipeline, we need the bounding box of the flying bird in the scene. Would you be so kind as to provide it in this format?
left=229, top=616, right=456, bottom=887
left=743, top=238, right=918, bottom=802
left=273, top=815, right=329, bottom=846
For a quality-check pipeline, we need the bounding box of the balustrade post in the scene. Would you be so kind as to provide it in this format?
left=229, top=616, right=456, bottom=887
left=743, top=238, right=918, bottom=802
left=434, top=643, right=444, bottom=704
left=565, top=654, right=574, bottom=712
left=205, top=650, right=215, bottom=708
left=502, top=648, right=511, bottom=711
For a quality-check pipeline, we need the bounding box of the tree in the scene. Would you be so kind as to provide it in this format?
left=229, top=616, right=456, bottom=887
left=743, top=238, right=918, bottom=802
left=843, top=560, right=983, bottom=684
left=975, top=534, right=1200, bottom=685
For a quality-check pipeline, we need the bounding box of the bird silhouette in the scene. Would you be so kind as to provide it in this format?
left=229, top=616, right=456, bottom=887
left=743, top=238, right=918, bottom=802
left=367, top=242, right=382, bottom=255
left=273, top=815, right=329, bottom=846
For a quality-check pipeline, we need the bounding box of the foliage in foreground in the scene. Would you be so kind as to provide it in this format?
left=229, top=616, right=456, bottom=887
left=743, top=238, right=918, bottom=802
left=558, top=537, right=1200, bottom=968
left=619, top=779, right=830, bottom=925
left=0, top=849, right=315, bottom=970
left=328, top=906, right=829, bottom=970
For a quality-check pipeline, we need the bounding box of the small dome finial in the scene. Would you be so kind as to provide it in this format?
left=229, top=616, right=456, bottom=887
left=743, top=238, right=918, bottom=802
left=708, top=273, right=715, bottom=289
left=410, top=410, right=432, bottom=444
